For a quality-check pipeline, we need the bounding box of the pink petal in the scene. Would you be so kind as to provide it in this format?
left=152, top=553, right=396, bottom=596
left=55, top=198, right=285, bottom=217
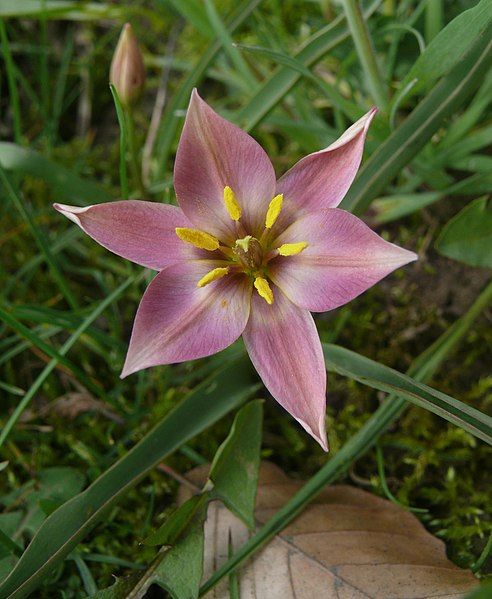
left=275, top=109, right=377, bottom=229
left=54, top=201, right=194, bottom=270
left=121, top=261, right=252, bottom=377
left=243, top=288, right=328, bottom=450
left=270, top=209, right=417, bottom=312
left=174, top=89, right=276, bottom=242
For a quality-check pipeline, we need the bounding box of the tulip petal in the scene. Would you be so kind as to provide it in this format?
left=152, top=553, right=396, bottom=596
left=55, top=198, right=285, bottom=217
left=270, top=209, right=417, bottom=312
left=54, top=200, right=195, bottom=270
left=275, top=108, right=377, bottom=228
left=243, top=288, right=328, bottom=450
left=174, top=90, right=276, bottom=241
left=121, top=261, right=252, bottom=377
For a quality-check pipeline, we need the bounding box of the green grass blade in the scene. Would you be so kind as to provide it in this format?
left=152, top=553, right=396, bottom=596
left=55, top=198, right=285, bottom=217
left=341, top=25, right=492, bottom=214
left=0, top=306, right=111, bottom=404
left=0, top=142, right=111, bottom=203
left=152, top=0, right=262, bottom=179
left=323, top=344, right=492, bottom=444
left=0, top=164, right=78, bottom=310
left=0, top=275, right=138, bottom=450
left=235, top=43, right=361, bottom=120
left=203, top=0, right=256, bottom=89
left=237, top=1, right=380, bottom=132
left=199, top=279, right=492, bottom=595
left=0, top=359, right=260, bottom=598
left=340, top=0, right=388, bottom=110
left=0, top=19, right=22, bottom=143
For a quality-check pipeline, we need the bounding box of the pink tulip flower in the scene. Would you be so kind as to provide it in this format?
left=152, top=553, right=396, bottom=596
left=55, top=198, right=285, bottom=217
left=54, top=90, right=417, bottom=450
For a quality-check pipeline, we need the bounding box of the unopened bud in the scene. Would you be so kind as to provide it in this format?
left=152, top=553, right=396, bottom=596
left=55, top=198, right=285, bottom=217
left=110, top=23, right=145, bottom=107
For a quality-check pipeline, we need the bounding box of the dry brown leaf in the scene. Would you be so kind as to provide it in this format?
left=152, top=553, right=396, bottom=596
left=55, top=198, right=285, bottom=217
left=180, top=462, right=477, bottom=599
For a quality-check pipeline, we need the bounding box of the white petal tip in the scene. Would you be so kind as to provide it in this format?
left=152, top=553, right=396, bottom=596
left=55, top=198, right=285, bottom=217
left=53, top=203, right=89, bottom=226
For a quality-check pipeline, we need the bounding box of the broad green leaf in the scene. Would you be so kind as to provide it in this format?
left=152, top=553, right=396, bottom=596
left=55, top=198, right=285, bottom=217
left=0, top=358, right=259, bottom=599
left=151, top=505, right=206, bottom=599
left=322, top=344, right=492, bottom=445
left=208, top=400, right=263, bottom=529
left=0, top=142, right=110, bottom=203
left=401, top=0, right=492, bottom=94
left=341, top=26, right=492, bottom=215
left=436, top=197, right=492, bottom=268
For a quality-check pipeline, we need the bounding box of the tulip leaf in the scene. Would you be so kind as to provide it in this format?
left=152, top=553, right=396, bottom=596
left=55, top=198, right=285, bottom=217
left=144, top=495, right=205, bottom=548
left=323, top=344, right=492, bottom=445
left=435, top=197, right=492, bottom=268
left=0, top=142, right=111, bottom=204
left=341, top=23, right=492, bottom=215
left=0, top=358, right=260, bottom=599
left=208, top=399, right=263, bottom=529
left=401, top=0, right=492, bottom=95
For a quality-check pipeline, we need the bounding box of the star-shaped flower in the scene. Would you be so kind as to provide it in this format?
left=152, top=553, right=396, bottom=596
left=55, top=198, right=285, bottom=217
left=55, top=90, right=417, bottom=450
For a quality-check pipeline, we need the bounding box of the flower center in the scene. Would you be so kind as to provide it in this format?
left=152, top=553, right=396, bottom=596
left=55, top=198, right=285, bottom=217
left=233, top=235, right=263, bottom=270
left=175, top=185, right=308, bottom=305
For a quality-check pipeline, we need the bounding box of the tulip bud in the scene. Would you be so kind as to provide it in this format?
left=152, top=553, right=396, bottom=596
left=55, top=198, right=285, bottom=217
left=110, top=23, right=145, bottom=107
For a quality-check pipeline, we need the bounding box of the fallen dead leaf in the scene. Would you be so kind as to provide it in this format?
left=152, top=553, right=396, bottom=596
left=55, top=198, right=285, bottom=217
left=179, top=462, right=477, bottom=599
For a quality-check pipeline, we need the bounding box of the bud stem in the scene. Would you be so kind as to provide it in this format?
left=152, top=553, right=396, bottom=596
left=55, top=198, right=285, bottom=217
left=126, top=109, right=146, bottom=197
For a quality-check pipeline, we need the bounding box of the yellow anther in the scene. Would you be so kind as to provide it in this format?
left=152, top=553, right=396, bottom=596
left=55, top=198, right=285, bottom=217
left=265, top=194, right=283, bottom=229
left=175, top=228, right=220, bottom=251
left=224, top=186, right=242, bottom=221
left=277, top=242, right=308, bottom=256
left=197, top=267, right=230, bottom=288
left=254, top=277, right=274, bottom=305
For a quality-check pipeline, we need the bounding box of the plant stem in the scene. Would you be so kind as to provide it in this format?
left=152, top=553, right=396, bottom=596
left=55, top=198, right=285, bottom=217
left=109, top=83, right=129, bottom=199
left=126, top=109, right=146, bottom=197
left=199, top=279, right=492, bottom=595
left=341, top=0, right=388, bottom=110
left=425, top=0, right=443, bottom=43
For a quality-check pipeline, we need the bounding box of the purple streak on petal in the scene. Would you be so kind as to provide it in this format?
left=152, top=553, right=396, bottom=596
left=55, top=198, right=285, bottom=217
left=275, top=108, right=377, bottom=229
left=121, top=261, right=252, bottom=377
left=54, top=200, right=195, bottom=270
left=270, top=209, right=417, bottom=312
left=243, top=289, right=328, bottom=450
left=174, top=89, right=276, bottom=241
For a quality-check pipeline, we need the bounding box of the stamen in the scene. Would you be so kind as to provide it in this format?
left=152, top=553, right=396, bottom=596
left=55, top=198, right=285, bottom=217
left=224, top=186, right=242, bottom=221
left=265, top=194, right=283, bottom=229
left=175, top=228, right=220, bottom=251
left=197, top=267, right=230, bottom=288
left=277, top=242, right=308, bottom=256
left=254, top=277, right=274, bottom=305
